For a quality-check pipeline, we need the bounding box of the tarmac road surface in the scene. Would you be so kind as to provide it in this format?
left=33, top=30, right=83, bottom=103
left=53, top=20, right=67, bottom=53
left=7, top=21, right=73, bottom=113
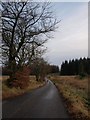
left=2, top=79, right=70, bottom=118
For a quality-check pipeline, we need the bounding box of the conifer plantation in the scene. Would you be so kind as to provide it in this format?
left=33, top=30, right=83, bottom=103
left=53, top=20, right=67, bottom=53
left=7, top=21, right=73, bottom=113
left=60, top=58, right=90, bottom=76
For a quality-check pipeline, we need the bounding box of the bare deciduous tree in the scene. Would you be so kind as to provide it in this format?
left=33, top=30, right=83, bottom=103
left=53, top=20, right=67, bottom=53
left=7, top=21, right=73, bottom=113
left=1, top=1, right=59, bottom=79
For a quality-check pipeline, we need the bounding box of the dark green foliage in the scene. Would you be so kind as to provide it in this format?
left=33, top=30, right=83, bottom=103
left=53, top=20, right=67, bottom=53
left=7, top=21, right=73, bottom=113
left=79, top=73, right=87, bottom=79
left=60, top=57, right=90, bottom=76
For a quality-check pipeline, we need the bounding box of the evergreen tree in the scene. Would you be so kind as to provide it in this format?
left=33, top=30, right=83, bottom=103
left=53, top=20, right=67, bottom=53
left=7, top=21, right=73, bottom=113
left=60, top=57, right=90, bottom=75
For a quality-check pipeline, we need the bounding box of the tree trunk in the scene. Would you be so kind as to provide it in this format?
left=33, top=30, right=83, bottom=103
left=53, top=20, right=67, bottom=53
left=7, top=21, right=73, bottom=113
left=8, top=56, right=17, bottom=79
left=36, top=75, right=39, bottom=81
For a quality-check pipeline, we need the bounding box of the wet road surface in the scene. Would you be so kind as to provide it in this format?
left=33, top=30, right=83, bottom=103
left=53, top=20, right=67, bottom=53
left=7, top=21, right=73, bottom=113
left=2, top=79, right=70, bottom=118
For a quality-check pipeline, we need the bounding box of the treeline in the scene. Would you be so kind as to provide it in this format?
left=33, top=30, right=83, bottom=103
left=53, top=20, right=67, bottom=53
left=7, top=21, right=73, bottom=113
left=2, top=62, right=59, bottom=76
left=60, top=58, right=90, bottom=75
left=2, top=59, right=59, bottom=88
left=49, top=65, right=59, bottom=74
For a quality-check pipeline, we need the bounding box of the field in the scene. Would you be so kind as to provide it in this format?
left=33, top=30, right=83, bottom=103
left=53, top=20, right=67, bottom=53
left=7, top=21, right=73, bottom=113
left=1, top=76, right=45, bottom=100
left=49, top=75, right=89, bottom=120
left=0, top=76, right=10, bottom=81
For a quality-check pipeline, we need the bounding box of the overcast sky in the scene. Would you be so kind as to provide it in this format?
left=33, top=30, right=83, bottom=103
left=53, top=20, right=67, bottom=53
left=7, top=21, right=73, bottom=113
left=43, top=2, right=88, bottom=67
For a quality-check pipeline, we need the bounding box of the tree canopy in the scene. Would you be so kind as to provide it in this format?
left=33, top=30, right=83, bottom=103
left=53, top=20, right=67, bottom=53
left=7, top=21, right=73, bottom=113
left=1, top=1, right=59, bottom=76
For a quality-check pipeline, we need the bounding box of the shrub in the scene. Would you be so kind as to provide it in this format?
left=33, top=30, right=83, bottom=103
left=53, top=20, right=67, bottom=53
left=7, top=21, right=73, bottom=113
left=7, top=66, right=30, bottom=89
left=79, top=72, right=87, bottom=79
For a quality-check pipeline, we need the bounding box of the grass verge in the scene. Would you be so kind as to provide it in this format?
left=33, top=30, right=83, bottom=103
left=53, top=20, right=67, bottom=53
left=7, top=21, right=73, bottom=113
left=49, top=75, right=89, bottom=120
left=2, top=76, right=45, bottom=100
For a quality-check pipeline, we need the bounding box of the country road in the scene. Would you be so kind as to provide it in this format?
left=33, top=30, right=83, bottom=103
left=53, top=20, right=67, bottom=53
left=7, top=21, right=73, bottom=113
left=2, top=79, right=70, bottom=118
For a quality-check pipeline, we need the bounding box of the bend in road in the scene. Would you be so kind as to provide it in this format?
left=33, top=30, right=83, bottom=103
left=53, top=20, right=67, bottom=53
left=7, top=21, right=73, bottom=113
left=2, top=79, right=70, bottom=118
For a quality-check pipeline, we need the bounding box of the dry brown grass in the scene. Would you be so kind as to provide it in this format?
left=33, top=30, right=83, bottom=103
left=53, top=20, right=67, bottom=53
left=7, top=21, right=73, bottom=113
left=2, top=75, right=45, bottom=100
left=0, top=76, right=9, bottom=81
left=49, top=75, right=89, bottom=120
